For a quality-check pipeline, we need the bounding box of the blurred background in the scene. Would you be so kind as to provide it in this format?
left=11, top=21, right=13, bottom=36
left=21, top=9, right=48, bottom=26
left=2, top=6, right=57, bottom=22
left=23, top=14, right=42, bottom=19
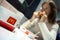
left=6, top=0, right=60, bottom=20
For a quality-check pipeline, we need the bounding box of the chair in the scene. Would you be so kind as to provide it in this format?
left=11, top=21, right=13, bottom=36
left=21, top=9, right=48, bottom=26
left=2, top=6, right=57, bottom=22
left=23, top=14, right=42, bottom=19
left=56, top=20, right=60, bottom=40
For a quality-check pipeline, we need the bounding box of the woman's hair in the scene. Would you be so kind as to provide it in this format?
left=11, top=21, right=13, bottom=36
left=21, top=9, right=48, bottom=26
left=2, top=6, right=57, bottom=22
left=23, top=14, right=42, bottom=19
left=42, top=2, right=57, bottom=24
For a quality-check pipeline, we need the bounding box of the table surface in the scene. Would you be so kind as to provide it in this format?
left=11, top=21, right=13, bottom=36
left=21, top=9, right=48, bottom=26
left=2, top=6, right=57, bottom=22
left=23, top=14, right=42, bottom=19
left=0, top=27, right=32, bottom=40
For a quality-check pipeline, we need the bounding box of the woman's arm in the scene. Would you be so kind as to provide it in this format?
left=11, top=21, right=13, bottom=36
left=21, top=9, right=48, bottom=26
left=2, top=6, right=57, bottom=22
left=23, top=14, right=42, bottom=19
left=38, top=22, right=59, bottom=40
left=20, top=18, right=38, bottom=29
left=50, top=23, right=59, bottom=40
left=20, top=12, right=39, bottom=29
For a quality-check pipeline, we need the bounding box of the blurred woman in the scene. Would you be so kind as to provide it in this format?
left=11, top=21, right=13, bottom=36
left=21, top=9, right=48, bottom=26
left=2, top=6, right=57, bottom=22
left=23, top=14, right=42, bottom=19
left=20, top=1, right=59, bottom=40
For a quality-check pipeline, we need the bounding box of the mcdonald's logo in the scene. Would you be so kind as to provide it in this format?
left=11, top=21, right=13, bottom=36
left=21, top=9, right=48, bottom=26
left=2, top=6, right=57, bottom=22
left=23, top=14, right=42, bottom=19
left=7, top=17, right=16, bottom=25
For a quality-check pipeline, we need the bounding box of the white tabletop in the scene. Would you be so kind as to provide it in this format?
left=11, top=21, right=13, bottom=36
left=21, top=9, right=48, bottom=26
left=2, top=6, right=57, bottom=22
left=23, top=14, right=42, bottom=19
left=0, top=27, right=32, bottom=40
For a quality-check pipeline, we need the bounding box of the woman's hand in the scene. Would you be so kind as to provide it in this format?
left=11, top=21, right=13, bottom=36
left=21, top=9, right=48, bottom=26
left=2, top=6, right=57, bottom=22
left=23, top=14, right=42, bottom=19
left=39, top=11, right=47, bottom=22
left=30, top=12, right=39, bottom=22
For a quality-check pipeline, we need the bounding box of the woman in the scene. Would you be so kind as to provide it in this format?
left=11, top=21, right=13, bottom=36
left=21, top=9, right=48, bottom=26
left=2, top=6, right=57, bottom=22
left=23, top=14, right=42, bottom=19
left=20, top=1, right=59, bottom=40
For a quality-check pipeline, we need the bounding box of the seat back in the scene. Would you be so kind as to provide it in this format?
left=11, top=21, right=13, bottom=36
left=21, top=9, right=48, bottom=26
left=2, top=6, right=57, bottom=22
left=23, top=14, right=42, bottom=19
left=56, top=20, right=60, bottom=40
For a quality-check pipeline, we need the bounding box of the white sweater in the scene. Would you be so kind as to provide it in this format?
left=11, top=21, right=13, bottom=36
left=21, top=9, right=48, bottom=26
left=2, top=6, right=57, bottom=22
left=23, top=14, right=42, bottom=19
left=20, top=18, right=59, bottom=40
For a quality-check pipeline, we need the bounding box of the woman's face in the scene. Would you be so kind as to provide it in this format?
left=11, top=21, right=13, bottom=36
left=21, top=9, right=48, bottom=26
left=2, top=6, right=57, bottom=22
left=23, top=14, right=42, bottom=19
left=42, top=3, right=51, bottom=15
